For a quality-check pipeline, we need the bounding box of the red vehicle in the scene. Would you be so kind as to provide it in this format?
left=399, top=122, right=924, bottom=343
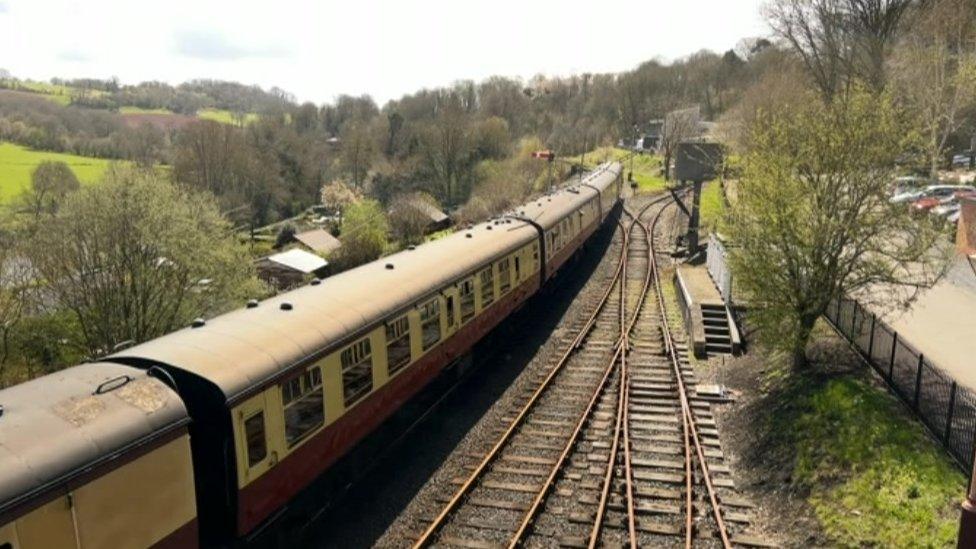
left=911, top=196, right=942, bottom=213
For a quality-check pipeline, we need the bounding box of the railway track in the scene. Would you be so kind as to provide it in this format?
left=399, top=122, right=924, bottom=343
left=407, top=190, right=766, bottom=548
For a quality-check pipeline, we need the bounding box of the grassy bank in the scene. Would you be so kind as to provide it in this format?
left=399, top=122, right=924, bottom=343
left=0, top=142, right=114, bottom=204
left=756, top=325, right=965, bottom=547
left=699, top=180, right=726, bottom=233
left=566, top=146, right=667, bottom=193
left=198, top=108, right=259, bottom=125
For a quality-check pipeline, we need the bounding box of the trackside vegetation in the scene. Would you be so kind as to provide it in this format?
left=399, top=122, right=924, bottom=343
left=758, top=331, right=964, bottom=547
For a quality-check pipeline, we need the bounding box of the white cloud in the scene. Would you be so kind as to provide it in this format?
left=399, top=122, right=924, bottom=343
left=0, top=0, right=769, bottom=104
left=174, top=29, right=288, bottom=61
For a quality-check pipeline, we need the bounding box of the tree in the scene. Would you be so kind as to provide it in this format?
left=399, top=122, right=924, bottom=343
left=25, top=160, right=80, bottom=217
left=0, top=220, right=30, bottom=382
left=728, top=89, right=948, bottom=369
left=389, top=192, right=441, bottom=245
left=661, top=107, right=701, bottom=180
left=26, top=165, right=260, bottom=356
left=320, top=179, right=360, bottom=216
left=890, top=0, right=976, bottom=176
left=420, top=102, right=475, bottom=206
left=766, top=0, right=911, bottom=99
left=339, top=122, right=376, bottom=188
left=335, top=199, right=388, bottom=269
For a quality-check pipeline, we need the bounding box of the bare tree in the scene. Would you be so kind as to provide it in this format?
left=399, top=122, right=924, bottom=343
left=389, top=192, right=442, bottom=245
left=890, top=0, right=976, bottom=175
left=339, top=122, right=376, bottom=188
left=0, top=222, right=30, bottom=381
left=661, top=107, right=701, bottom=180
left=766, top=0, right=912, bottom=98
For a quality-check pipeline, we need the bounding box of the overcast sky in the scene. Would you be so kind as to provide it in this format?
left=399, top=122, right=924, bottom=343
left=0, top=0, right=770, bottom=105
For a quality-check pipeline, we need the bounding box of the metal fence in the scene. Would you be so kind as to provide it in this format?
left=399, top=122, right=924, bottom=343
left=825, top=297, right=976, bottom=470
left=706, top=234, right=732, bottom=305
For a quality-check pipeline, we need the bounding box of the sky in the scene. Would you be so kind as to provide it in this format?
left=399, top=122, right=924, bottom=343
left=0, top=0, right=770, bottom=105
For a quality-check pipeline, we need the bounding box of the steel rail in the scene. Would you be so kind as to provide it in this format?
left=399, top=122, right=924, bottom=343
left=411, top=213, right=630, bottom=549
left=510, top=196, right=673, bottom=549
left=646, top=192, right=733, bottom=549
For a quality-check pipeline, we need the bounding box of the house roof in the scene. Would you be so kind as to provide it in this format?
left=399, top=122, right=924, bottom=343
left=266, top=249, right=328, bottom=274
left=395, top=197, right=449, bottom=224
left=293, top=228, right=341, bottom=255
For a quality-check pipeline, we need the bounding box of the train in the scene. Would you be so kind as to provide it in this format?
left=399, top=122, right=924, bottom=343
left=0, top=162, right=623, bottom=549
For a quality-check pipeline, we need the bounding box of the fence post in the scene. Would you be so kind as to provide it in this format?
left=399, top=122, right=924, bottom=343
left=914, top=354, right=925, bottom=410
left=867, top=313, right=876, bottom=359
left=946, top=382, right=958, bottom=444
left=888, top=332, right=898, bottom=381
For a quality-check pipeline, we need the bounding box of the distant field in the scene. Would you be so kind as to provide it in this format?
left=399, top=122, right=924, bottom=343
left=119, top=106, right=173, bottom=115
left=198, top=108, right=259, bottom=125
left=0, top=142, right=113, bottom=204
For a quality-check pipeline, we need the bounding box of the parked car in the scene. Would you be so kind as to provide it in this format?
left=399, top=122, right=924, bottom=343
left=889, top=175, right=932, bottom=197
left=909, top=185, right=976, bottom=213
left=952, top=152, right=974, bottom=169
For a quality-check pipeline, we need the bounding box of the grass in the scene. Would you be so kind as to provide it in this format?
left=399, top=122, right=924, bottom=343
left=699, top=180, right=726, bottom=234
left=119, top=106, right=174, bottom=115
left=0, top=142, right=114, bottom=204
left=760, top=327, right=965, bottom=547
left=565, top=146, right=667, bottom=193
left=197, top=108, right=259, bottom=126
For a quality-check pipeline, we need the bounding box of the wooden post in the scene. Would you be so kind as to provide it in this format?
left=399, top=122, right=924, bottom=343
left=888, top=332, right=898, bottom=381
left=867, top=313, right=877, bottom=360
left=946, top=382, right=957, bottom=444
left=914, top=354, right=925, bottom=409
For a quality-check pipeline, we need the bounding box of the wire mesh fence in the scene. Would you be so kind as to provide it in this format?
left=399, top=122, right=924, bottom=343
left=826, top=297, right=976, bottom=470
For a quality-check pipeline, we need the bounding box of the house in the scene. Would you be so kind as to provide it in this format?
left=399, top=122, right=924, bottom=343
left=292, top=228, right=342, bottom=256
left=391, top=196, right=451, bottom=234
left=255, top=248, right=329, bottom=291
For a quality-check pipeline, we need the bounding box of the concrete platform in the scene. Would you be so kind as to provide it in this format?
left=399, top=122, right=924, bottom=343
left=674, top=265, right=740, bottom=357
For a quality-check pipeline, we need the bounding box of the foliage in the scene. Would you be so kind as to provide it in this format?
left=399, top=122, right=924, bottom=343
left=7, top=311, right=85, bottom=385
left=335, top=199, right=389, bottom=269
left=0, top=142, right=112, bottom=204
left=787, top=373, right=962, bottom=547
left=0, top=218, right=29, bottom=381
left=320, top=179, right=361, bottom=215
left=698, top=180, right=726, bottom=233
left=727, top=89, right=949, bottom=368
left=26, top=165, right=260, bottom=356
left=25, top=160, right=80, bottom=217
left=889, top=0, right=976, bottom=176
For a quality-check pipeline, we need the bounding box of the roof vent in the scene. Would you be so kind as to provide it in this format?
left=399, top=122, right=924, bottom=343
left=246, top=299, right=259, bottom=308
left=191, top=318, right=206, bottom=328
left=310, top=278, right=321, bottom=286
left=408, top=245, right=416, bottom=251
left=0, top=405, right=4, bottom=418
left=486, top=225, right=493, bottom=230
left=385, top=263, right=395, bottom=270
left=280, top=302, right=293, bottom=311
left=466, top=233, right=473, bottom=238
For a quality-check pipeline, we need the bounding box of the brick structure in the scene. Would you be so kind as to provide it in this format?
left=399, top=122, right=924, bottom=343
left=956, top=196, right=976, bottom=256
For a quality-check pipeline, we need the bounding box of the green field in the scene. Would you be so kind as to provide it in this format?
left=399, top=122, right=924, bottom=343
left=119, top=106, right=174, bottom=115
left=197, top=108, right=259, bottom=125
left=0, top=142, right=114, bottom=204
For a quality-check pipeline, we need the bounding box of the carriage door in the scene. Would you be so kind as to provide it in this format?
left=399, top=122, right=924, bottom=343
left=235, top=392, right=278, bottom=487
left=442, top=287, right=459, bottom=336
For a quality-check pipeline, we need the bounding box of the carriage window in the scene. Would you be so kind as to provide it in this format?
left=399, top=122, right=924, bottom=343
left=479, top=267, right=494, bottom=307
left=498, top=258, right=511, bottom=294
left=459, top=278, right=475, bottom=323
left=419, top=298, right=441, bottom=351
left=281, top=367, right=324, bottom=446
left=341, top=338, right=373, bottom=406
left=244, top=412, right=267, bottom=467
left=515, top=257, right=522, bottom=281
left=386, top=316, right=411, bottom=375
